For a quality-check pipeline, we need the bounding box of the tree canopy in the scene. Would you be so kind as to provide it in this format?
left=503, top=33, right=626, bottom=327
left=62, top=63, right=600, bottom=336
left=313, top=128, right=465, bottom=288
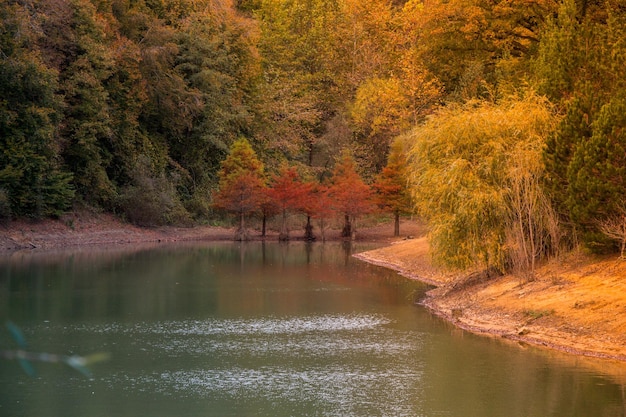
left=3, top=0, right=626, bottom=265
left=213, top=137, right=265, bottom=240
left=406, top=93, right=558, bottom=272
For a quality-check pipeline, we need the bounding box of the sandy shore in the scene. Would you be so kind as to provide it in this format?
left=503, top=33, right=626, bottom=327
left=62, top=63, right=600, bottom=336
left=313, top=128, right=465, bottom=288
left=355, top=237, right=626, bottom=366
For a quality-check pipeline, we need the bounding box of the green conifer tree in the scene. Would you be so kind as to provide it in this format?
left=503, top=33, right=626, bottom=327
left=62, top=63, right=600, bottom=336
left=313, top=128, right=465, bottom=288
left=0, top=3, right=74, bottom=218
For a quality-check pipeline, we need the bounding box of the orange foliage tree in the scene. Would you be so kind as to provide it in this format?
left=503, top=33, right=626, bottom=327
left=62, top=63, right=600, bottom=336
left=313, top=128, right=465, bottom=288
left=213, top=138, right=265, bottom=240
left=266, top=166, right=314, bottom=241
left=373, top=139, right=413, bottom=237
left=299, top=182, right=332, bottom=241
left=327, top=151, right=374, bottom=240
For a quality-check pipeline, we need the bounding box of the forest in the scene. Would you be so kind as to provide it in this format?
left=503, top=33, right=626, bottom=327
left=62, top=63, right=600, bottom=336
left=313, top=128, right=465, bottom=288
left=1, top=0, right=626, bottom=274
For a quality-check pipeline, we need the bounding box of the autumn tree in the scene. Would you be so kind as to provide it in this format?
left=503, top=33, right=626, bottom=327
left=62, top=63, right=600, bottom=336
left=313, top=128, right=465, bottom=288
left=300, top=183, right=321, bottom=241
left=265, top=166, right=313, bottom=240
left=372, top=139, right=412, bottom=237
left=253, top=0, right=344, bottom=171
left=348, top=0, right=442, bottom=170
left=307, top=183, right=333, bottom=241
left=327, top=150, right=373, bottom=240
left=402, top=0, right=558, bottom=100
left=214, top=138, right=265, bottom=240
left=407, top=93, right=558, bottom=274
left=257, top=189, right=279, bottom=238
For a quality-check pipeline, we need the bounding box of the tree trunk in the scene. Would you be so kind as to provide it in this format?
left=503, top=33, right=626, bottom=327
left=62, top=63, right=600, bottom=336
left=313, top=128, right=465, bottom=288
left=394, top=212, right=400, bottom=237
left=319, top=218, right=327, bottom=242
left=261, top=214, right=267, bottom=238
left=341, top=214, right=351, bottom=238
left=278, top=211, right=289, bottom=241
left=304, top=215, right=315, bottom=241
left=235, top=211, right=249, bottom=241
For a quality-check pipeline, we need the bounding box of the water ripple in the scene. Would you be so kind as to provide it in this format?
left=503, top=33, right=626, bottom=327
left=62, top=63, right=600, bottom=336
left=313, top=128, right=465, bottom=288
left=65, top=314, right=392, bottom=336
left=151, top=314, right=392, bottom=336
left=123, top=365, right=424, bottom=417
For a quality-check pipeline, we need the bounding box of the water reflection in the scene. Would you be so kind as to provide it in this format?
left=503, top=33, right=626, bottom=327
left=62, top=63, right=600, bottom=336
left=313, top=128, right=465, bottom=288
left=1, top=242, right=625, bottom=417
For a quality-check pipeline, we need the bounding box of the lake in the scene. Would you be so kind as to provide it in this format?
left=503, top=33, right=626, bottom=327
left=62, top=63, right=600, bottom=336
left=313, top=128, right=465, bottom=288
left=1, top=241, right=625, bottom=416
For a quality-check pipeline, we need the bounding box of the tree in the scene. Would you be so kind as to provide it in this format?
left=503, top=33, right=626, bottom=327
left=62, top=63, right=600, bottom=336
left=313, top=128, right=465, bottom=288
left=254, top=0, right=341, bottom=169
left=326, top=150, right=373, bottom=240
left=566, top=93, right=626, bottom=248
left=307, top=183, right=333, bottom=241
left=0, top=2, right=74, bottom=218
left=505, top=134, right=560, bottom=279
left=172, top=7, right=261, bottom=188
left=104, top=37, right=155, bottom=189
left=56, top=0, right=117, bottom=206
left=407, top=93, right=558, bottom=273
left=119, top=155, right=189, bottom=226
left=538, top=1, right=626, bottom=250
left=266, top=166, right=313, bottom=241
left=213, top=138, right=265, bottom=240
left=372, top=139, right=412, bottom=237
left=597, top=205, right=626, bottom=258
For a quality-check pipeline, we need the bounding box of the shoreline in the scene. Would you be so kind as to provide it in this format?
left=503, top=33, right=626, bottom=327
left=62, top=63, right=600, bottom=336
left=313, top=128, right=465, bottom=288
left=355, top=239, right=626, bottom=365
left=3, top=214, right=626, bottom=367
left=0, top=211, right=409, bottom=252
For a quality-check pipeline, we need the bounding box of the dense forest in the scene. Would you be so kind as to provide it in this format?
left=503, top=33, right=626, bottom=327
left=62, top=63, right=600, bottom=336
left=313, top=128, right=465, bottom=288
left=1, top=0, right=626, bottom=273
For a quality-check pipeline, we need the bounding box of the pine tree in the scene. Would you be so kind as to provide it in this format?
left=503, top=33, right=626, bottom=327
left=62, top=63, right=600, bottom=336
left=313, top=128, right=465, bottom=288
left=566, top=94, right=626, bottom=248
left=539, top=1, right=626, bottom=250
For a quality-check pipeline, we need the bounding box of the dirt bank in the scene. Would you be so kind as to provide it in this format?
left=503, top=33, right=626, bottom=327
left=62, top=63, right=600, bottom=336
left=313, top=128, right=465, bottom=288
left=0, top=212, right=233, bottom=251
left=355, top=237, right=626, bottom=364
left=0, top=211, right=426, bottom=251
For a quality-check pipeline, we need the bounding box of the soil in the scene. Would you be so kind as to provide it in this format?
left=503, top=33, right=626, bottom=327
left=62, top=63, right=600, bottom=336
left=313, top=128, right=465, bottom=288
left=3, top=213, right=626, bottom=373
left=355, top=235, right=626, bottom=368
left=0, top=210, right=422, bottom=251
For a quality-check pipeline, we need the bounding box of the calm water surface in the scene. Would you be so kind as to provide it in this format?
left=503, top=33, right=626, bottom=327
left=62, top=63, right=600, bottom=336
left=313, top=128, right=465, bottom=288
left=0, top=241, right=625, bottom=417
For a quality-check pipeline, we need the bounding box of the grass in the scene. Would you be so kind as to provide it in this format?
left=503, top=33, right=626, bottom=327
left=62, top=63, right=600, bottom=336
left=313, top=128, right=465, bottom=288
left=523, top=309, right=555, bottom=321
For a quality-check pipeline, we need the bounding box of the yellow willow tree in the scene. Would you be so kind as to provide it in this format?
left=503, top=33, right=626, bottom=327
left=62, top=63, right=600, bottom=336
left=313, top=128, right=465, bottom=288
left=406, top=92, right=559, bottom=276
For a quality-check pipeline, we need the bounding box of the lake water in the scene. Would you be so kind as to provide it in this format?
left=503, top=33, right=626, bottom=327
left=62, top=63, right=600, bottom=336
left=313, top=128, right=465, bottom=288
left=0, top=241, right=625, bottom=417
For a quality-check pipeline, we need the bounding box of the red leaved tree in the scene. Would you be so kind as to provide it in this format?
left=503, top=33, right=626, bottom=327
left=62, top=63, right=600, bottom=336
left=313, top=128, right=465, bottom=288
left=213, top=138, right=265, bottom=240
left=327, top=151, right=374, bottom=240
left=258, top=190, right=279, bottom=238
left=305, top=183, right=333, bottom=241
left=372, top=139, right=413, bottom=236
left=266, top=166, right=313, bottom=241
